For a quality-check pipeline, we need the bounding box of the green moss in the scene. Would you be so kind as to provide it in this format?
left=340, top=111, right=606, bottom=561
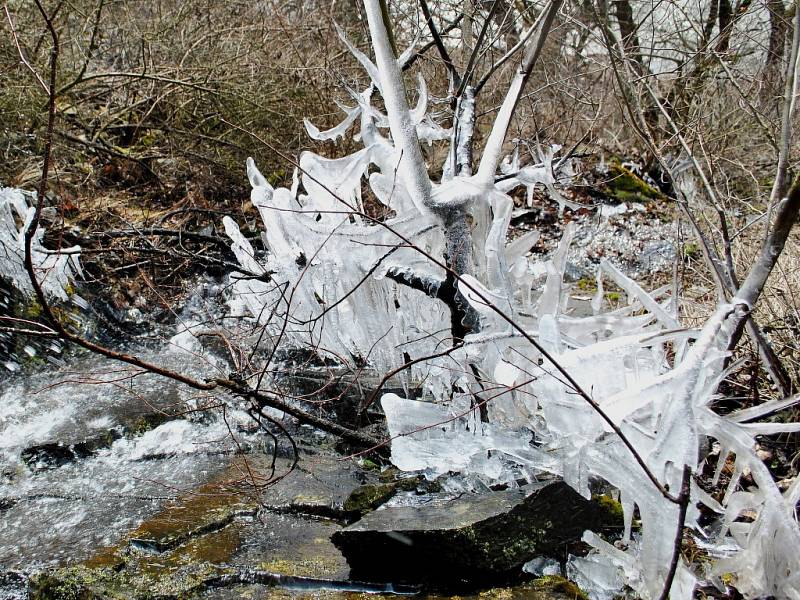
left=592, top=494, right=624, bottom=522
left=266, top=169, right=286, bottom=187
left=12, top=296, right=81, bottom=333
left=603, top=163, right=664, bottom=203
left=532, top=575, right=589, bottom=600
left=18, top=298, right=43, bottom=319
left=343, top=483, right=397, bottom=515
left=125, top=412, right=173, bottom=438
left=36, top=469, right=260, bottom=599
left=140, top=131, right=159, bottom=148
left=359, top=458, right=380, bottom=471
left=257, top=556, right=335, bottom=578
left=605, top=291, right=621, bottom=302
left=683, top=243, right=700, bottom=259
left=34, top=538, right=235, bottom=599
left=575, top=277, right=596, bottom=292
left=31, top=568, right=99, bottom=600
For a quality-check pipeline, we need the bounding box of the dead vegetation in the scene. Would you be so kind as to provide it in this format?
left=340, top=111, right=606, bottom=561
left=2, top=0, right=799, bottom=457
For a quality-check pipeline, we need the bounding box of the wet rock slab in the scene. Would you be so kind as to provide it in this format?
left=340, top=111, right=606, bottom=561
left=25, top=453, right=370, bottom=599
left=199, top=576, right=585, bottom=600
left=332, top=480, right=618, bottom=583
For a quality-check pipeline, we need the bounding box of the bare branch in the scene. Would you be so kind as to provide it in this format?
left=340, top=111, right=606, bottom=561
left=418, top=0, right=460, bottom=87
left=4, top=3, right=49, bottom=93
left=456, top=0, right=501, bottom=97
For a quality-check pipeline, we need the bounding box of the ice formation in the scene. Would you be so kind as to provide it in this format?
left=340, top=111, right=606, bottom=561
left=0, top=186, right=81, bottom=301
left=223, top=17, right=800, bottom=600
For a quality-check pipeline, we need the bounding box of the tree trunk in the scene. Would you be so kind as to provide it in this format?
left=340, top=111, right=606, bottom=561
left=725, top=177, right=800, bottom=361
left=767, top=0, right=788, bottom=67
left=613, top=0, right=644, bottom=72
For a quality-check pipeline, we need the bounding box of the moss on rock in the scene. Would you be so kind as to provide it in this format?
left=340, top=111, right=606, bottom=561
left=343, top=483, right=397, bottom=516
left=602, top=163, right=665, bottom=203
left=532, top=575, right=589, bottom=600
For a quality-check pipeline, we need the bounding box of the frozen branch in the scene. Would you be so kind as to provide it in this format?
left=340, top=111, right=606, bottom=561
left=475, top=0, right=563, bottom=185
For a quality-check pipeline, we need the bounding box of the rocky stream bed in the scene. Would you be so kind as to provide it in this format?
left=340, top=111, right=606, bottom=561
left=0, top=170, right=678, bottom=599
left=0, top=338, right=626, bottom=600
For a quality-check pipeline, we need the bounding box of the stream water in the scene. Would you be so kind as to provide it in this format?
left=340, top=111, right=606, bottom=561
left=0, top=344, right=260, bottom=571
left=0, top=306, right=446, bottom=600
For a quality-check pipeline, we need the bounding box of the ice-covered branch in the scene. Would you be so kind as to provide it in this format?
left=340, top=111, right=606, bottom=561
left=363, top=0, right=435, bottom=214
left=475, top=0, right=563, bottom=185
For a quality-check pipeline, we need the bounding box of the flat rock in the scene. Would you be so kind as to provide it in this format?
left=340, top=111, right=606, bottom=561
left=331, top=480, right=619, bottom=583
left=259, top=452, right=377, bottom=520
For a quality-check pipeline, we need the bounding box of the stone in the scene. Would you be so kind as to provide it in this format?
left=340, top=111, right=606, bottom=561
left=259, top=452, right=376, bottom=521
left=342, top=483, right=398, bottom=517
left=331, top=480, right=620, bottom=583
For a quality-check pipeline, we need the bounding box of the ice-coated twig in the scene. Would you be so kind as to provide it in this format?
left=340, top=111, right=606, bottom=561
left=303, top=102, right=362, bottom=142
left=334, top=22, right=384, bottom=94
left=475, top=0, right=563, bottom=186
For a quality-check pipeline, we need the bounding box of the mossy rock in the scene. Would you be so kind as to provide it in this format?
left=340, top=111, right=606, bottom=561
left=125, top=412, right=174, bottom=438
left=31, top=476, right=255, bottom=599
left=591, top=494, right=624, bottom=522
left=31, top=568, right=101, bottom=600
left=126, top=477, right=258, bottom=553
left=531, top=575, right=589, bottom=600
left=343, top=483, right=398, bottom=516
left=332, top=480, right=621, bottom=584
left=31, top=562, right=229, bottom=600
left=602, top=163, right=665, bottom=203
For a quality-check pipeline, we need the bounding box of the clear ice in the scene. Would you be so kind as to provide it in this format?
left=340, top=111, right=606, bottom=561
left=221, top=24, right=800, bottom=600
left=0, top=186, right=81, bottom=301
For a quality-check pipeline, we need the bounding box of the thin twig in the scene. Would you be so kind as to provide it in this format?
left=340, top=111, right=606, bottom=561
left=418, top=0, right=460, bottom=87
left=4, top=3, right=49, bottom=93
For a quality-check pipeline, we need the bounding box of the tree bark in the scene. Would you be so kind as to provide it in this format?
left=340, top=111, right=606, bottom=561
left=767, top=0, right=788, bottom=68
left=726, top=177, right=800, bottom=357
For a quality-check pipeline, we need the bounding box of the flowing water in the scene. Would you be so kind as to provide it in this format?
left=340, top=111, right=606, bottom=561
left=0, top=345, right=259, bottom=572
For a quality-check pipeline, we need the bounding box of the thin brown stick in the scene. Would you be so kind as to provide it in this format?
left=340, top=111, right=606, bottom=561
left=657, top=465, right=692, bottom=600
left=4, top=3, right=49, bottom=93
left=418, top=0, right=460, bottom=86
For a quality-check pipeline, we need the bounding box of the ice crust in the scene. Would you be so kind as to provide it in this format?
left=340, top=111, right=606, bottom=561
left=0, top=186, right=81, bottom=301
left=223, top=32, right=800, bottom=600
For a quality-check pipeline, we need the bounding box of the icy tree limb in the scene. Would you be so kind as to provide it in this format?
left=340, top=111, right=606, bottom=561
left=385, top=266, right=443, bottom=297
left=386, top=260, right=479, bottom=339
left=451, top=87, right=476, bottom=177
left=363, top=0, right=436, bottom=214
left=475, top=0, right=563, bottom=185
left=335, top=23, right=384, bottom=95
left=474, top=6, right=550, bottom=94
left=304, top=102, right=361, bottom=141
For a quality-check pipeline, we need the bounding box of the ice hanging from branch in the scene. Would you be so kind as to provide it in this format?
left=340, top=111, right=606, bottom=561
left=0, top=187, right=81, bottom=301
left=222, top=10, right=800, bottom=598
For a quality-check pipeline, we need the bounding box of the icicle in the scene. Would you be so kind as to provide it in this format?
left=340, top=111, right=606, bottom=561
left=1, top=187, right=81, bottom=301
